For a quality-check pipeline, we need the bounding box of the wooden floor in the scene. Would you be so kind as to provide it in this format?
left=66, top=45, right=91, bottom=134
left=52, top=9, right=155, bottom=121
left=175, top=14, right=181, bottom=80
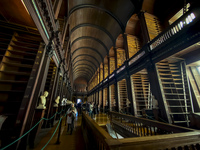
left=29, top=113, right=109, bottom=150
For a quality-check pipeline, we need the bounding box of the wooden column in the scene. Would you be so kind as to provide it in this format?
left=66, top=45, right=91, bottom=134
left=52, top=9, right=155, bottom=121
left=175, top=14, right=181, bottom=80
left=147, top=63, right=171, bottom=123
left=108, top=56, right=110, bottom=76
left=103, top=63, right=105, bottom=80
left=28, top=109, right=45, bottom=148
left=44, top=67, right=60, bottom=128
left=123, top=33, right=129, bottom=60
left=52, top=72, right=64, bottom=124
left=97, top=90, right=99, bottom=105
left=114, top=78, right=119, bottom=112
left=17, top=44, right=52, bottom=149
left=107, top=85, right=110, bottom=112
left=99, top=68, right=101, bottom=83
left=114, top=47, right=118, bottom=69
left=138, top=12, right=150, bottom=45
left=54, top=0, right=63, bottom=20
left=101, top=87, right=103, bottom=112
left=125, top=68, right=134, bottom=115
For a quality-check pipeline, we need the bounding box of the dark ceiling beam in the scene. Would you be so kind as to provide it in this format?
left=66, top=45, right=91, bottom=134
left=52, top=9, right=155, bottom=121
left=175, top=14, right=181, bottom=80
left=72, top=47, right=104, bottom=61
left=73, top=64, right=95, bottom=74
left=69, top=4, right=125, bottom=32
left=73, top=59, right=98, bottom=70
left=73, top=67, right=94, bottom=76
left=72, top=54, right=100, bottom=66
left=130, top=0, right=143, bottom=12
left=70, top=23, right=115, bottom=45
left=71, top=36, right=108, bottom=54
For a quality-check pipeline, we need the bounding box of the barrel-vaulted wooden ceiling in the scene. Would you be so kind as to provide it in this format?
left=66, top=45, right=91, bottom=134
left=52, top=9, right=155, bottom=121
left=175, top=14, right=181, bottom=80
left=0, top=0, right=143, bottom=83
left=68, top=0, right=142, bottom=82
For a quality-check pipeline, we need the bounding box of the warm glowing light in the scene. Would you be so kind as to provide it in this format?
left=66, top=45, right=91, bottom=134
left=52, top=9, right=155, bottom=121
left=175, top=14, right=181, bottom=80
left=191, top=13, right=195, bottom=19
left=197, top=66, right=200, bottom=73
left=21, top=0, right=30, bottom=15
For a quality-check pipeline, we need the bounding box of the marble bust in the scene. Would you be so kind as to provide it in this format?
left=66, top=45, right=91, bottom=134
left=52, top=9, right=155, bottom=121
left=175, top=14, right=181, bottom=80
left=54, top=96, right=60, bottom=107
left=37, top=91, right=48, bottom=109
left=152, top=95, right=158, bottom=108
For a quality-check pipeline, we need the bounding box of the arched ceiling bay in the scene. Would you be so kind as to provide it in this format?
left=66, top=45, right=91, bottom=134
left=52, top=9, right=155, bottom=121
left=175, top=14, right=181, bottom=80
left=68, top=0, right=142, bottom=82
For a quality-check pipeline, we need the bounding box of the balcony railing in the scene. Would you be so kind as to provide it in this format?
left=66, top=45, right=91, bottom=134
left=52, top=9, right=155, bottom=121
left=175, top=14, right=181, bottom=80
left=149, top=7, right=200, bottom=51
left=82, top=112, right=200, bottom=150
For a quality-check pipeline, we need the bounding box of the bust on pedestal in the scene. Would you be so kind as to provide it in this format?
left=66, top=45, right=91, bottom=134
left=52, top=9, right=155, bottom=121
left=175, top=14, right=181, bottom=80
left=29, top=91, right=48, bottom=148
left=53, top=96, right=60, bottom=107
left=37, top=91, right=48, bottom=109
left=152, top=95, right=159, bottom=120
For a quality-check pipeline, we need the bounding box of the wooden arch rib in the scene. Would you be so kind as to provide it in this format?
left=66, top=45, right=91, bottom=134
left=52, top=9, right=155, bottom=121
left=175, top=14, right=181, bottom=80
left=73, top=64, right=95, bottom=74
left=74, top=74, right=91, bottom=81
left=74, top=71, right=92, bottom=79
left=70, top=23, right=115, bottom=45
left=73, top=67, right=93, bottom=76
left=71, top=36, right=109, bottom=54
left=73, top=59, right=97, bottom=70
left=72, top=47, right=104, bottom=61
left=69, top=4, right=125, bottom=32
left=72, top=54, right=100, bottom=66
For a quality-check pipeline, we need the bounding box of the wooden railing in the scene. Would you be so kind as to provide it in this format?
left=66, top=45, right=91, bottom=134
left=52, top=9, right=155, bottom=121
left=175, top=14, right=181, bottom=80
left=110, top=111, right=194, bottom=137
left=82, top=112, right=200, bottom=150
left=81, top=112, right=113, bottom=150
left=149, top=6, right=200, bottom=51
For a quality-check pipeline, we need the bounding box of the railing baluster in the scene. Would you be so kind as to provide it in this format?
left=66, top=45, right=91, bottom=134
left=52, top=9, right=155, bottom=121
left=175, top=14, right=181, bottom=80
left=195, top=143, right=200, bottom=149
left=184, top=145, right=189, bottom=150
left=140, top=123, right=143, bottom=136
left=154, top=127, right=156, bottom=135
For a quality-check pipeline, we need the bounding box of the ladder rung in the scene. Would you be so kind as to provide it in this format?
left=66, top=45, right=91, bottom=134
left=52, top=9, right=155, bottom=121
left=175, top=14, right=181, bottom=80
left=169, top=113, right=190, bottom=115
left=174, top=121, right=190, bottom=123
left=163, top=87, right=183, bottom=89
left=166, top=99, right=189, bottom=101
left=165, top=93, right=186, bottom=95
left=168, top=106, right=191, bottom=107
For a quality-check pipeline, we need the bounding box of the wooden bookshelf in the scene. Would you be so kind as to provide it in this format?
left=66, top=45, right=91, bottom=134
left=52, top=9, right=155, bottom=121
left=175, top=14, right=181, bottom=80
left=109, top=84, right=116, bottom=111
left=0, top=30, right=42, bottom=147
left=131, top=69, right=151, bottom=117
left=144, top=13, right=162, bottom=41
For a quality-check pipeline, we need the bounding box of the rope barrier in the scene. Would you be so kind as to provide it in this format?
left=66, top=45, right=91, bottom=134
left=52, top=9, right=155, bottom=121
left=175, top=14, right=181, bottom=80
left=41, top=117, right=63, bottom=150
left=0, top=108, right=67, bottom=150
left=42, top=112, right=68, bottom=150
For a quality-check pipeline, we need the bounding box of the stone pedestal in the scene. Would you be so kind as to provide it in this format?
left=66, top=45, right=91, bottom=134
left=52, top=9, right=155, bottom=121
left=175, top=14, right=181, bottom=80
left=51, top=107, right=58, bottom=126
left=153, top=108, right=159, bottom=121
left=29, top=109, right=45, bottom=148
left=189, top=113, right=200, bottom=129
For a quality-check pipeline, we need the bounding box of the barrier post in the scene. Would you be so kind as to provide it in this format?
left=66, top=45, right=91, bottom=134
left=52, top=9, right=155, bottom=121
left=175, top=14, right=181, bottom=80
left=56, top=117, right=62, bottom=144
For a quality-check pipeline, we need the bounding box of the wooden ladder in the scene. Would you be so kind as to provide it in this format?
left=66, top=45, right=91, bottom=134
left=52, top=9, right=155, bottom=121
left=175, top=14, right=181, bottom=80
left=156, top=60, right=192, bottom=126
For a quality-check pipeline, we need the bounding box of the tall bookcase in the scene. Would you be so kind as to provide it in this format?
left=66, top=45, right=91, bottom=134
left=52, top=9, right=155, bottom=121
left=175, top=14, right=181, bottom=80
left=0, top=29, right=42, bottom=147
left=131, top=69, right=151, bottom=117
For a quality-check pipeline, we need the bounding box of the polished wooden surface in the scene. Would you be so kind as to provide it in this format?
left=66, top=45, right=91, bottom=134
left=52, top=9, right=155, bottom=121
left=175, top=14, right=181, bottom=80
left=30, top=113, right=110, bottom=150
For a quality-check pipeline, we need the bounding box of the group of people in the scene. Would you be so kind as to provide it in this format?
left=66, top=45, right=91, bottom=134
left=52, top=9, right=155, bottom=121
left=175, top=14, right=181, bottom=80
left=66, top=102, right=101, bottom=135
left=87, top=102, right=100, bottom=120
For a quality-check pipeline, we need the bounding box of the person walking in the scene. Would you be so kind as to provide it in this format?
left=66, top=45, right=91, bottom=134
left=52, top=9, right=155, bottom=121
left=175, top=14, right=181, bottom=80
left=89, top=102, right=94, bottom=119
left=66, top=103, right=77, bottom=135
